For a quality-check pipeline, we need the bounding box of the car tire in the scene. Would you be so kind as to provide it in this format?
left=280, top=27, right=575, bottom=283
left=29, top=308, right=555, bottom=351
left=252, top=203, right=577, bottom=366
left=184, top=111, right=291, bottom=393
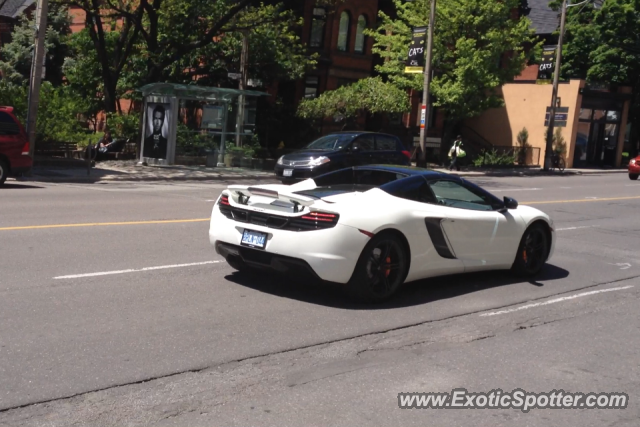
left=346, top=232, right=409, bottom=303
left=629, top=174, right=638, bottom=181
left=511, top=223, right=549, bottom=277
left=0, top=158, right=8, bottom=185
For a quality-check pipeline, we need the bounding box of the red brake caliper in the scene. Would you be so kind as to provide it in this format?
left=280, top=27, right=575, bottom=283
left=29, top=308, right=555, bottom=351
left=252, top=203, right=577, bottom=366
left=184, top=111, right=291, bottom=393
left=384, top=257, right=391, bottom=277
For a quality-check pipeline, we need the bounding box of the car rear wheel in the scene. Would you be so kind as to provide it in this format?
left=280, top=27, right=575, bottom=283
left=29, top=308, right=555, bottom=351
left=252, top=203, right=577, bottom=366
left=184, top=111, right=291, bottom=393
left=0, top=158, right=8, bottom=185
left=629, top=174, right=638, bottom=180
left=346, top=232, right=408, bottom=303
left=511, top=224, right=549, bottom=277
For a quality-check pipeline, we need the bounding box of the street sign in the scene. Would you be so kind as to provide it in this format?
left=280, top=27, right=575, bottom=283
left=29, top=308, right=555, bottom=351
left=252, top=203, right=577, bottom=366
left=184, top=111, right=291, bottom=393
left=544, top=106, right=569, bottom=127
left=420, top=105, right=426, bottom=128
left=227, top=72, right=241, bottom=80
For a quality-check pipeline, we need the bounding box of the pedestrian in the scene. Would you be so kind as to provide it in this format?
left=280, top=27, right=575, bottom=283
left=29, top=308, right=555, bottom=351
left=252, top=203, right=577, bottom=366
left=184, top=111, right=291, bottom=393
left=448, top=135, right=465, bottom=171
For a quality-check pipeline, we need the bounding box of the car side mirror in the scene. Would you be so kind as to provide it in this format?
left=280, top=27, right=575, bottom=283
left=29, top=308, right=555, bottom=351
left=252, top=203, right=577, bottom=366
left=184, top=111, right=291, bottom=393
left=503, top=196, right=518, bottom=210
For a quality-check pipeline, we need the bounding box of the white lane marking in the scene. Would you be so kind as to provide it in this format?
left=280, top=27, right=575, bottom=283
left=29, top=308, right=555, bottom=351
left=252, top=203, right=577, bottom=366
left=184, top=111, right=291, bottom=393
left=556, top=226, right=592, bottom=231
left=585, top=197, right=598, bottom=199
left=54, top=260, right=223, bottom=279
left=610, top=263, right=632, bottom=270
left=480, top=286, right=634, bottom=317
left=487, top=188, right=542, bottom=192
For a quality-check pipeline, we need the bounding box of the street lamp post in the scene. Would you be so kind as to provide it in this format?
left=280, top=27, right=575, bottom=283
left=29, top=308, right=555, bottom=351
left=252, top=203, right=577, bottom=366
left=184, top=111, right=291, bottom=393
left=417, top=0, right=436, bottom=168
left=543, top=0, right=594, bottom=170
left=25, top=0, right=48, bottom=174
left=543, top=0, right=567, bottom=170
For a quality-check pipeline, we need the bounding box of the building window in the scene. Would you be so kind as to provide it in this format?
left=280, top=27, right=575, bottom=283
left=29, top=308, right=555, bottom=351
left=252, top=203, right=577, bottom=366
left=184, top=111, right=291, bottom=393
left=337, top=11, right=350, bottom=51
left=354, top=15, right=367, bottom=53
left=309, top=7, right=327, bottom=48
left=305, top=76, right=320, bottom=99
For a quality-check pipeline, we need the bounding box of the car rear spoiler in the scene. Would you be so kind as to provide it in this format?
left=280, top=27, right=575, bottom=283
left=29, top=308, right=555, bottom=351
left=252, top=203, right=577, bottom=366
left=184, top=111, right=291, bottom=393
left=226, top=185, right=316, bottom=209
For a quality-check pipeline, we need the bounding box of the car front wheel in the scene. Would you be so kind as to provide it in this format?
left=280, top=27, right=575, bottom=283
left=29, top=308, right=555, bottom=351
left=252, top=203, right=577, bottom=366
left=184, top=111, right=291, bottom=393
left=629, top=174, right=638, bottom=180
left=346, top=232, right=408, bottom=303
left=511, top=224, right=549, bottom=277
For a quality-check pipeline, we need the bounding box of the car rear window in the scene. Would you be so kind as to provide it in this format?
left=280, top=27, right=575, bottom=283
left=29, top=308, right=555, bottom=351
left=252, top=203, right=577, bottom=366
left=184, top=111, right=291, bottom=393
left=0, top=112, right=20, bottom=136
left=294, top=184, right=376, bottom=199
left=375, top=135, right=397, bottom=151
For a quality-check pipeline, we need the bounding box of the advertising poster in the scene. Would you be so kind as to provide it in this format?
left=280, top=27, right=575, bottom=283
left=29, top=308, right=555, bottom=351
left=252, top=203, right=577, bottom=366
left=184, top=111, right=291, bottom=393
left=405, top=26, right=428, bottom=74
left=143, top=103, right=171, bottom=159
left=536, top=45, right=557, bottom=84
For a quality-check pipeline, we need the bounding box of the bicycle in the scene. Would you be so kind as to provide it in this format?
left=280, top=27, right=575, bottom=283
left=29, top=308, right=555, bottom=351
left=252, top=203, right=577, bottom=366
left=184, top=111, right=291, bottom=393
left=550, top=152, right=565, bottom=172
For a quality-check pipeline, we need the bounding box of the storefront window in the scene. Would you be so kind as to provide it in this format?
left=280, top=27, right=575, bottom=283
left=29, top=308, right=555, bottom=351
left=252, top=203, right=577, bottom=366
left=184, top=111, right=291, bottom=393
left=606, top=110, right=620, bottom=122
left=579, top=108, right=592, bottom=120
left=593, top=110, right=606, bottom=121
left=573, top=122, right=590, bottom=166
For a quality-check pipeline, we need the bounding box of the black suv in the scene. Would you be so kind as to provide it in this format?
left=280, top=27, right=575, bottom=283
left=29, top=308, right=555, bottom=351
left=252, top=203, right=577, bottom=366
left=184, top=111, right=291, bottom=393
left=274, top=132, right=411, bottom=182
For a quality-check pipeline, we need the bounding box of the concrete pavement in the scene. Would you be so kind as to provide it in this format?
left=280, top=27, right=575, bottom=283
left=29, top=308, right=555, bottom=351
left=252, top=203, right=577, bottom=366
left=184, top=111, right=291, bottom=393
left=10, top=158, right=629, bottom=184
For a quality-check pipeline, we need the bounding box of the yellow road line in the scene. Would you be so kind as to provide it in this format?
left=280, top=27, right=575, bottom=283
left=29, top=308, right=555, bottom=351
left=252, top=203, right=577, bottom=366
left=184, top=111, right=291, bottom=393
left=523, top=195, right=640, bottom=205
left=0, top=218, right=210, bottom=231
left=3, top=195, right=640, bottom=230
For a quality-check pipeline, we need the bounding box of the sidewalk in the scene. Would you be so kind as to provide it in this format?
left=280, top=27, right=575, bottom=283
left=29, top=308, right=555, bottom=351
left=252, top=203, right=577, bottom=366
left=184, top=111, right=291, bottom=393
left=16, top=159, right=628, bottom=184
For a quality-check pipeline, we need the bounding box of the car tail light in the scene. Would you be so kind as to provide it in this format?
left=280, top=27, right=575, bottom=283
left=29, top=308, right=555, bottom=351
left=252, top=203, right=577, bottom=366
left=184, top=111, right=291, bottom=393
left=21, top=141, right=30, bottom=156
left=300, top=211, right=337, bottom=222
left=287, top=211, right=340, bottom=231
left=401, top=150, right=411, bottom=160
left=219, top=195, right=230, bottom=206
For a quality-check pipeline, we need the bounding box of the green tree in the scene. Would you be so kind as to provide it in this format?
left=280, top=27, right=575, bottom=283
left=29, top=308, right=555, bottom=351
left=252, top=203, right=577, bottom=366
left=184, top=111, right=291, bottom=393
left=297, top=77, right=410, bottom=128
left=53, top=0, right=338, bottom=113
left=555, top=0, right=640, bottom=152
left=298, top=0, right=538, bottom=140
left=0, top=2, right=71, bottom=85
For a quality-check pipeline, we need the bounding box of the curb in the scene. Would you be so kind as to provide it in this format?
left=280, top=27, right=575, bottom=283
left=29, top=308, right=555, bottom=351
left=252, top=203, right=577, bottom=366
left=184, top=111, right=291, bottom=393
left=22, top=174, right=278, bottom=184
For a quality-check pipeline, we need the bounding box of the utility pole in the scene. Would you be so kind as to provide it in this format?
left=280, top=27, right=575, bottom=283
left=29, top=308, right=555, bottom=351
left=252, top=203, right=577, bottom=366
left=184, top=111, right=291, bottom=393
left=235, top=30, right=249, bottom=147
left=26, top=0, right=48, bottom=170
left=543, top=0, right=567, bottom=170
left=417, top=0, right=436, bottom=168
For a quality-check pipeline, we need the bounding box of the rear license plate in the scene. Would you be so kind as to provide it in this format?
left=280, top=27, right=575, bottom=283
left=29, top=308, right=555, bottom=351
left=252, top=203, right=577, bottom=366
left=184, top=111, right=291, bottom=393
left=283, top=169, right=293, bottom=177
left=241, top=229, right=267, bottom=249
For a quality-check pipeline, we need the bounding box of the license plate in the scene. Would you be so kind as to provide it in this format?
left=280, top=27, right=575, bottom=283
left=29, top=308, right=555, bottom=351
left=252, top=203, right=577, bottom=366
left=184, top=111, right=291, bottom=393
left=283, top=169, right=293, bottom=177
left=241, top=229, right=267, bottom=249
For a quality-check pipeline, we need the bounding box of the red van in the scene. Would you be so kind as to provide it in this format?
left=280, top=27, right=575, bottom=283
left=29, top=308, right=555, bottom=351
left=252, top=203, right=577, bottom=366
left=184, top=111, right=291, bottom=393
left=0, top=106, right=32, bottom=185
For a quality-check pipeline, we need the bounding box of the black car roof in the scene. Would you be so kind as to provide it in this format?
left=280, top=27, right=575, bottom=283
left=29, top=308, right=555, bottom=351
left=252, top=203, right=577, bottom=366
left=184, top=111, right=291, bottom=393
left=351, top=164, right=460, bottom=181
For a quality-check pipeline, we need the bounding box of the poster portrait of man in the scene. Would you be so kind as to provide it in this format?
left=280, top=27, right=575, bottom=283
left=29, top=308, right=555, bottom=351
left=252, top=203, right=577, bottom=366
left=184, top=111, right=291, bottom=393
left=143, top=103, right=171, bottom=159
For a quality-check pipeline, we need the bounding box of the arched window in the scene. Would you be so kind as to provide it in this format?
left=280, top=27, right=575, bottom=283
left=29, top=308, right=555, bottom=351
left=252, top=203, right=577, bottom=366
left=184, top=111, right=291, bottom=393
left=337, top=11, right=350, bottom=51
left=354, top=15, right=367, bottom=53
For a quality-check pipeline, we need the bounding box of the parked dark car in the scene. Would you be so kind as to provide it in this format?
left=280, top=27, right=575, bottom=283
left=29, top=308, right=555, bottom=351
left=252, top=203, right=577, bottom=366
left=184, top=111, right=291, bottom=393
left=274, top=132, right=411, bottom=182
left=0, top=106, right=32, bottom=185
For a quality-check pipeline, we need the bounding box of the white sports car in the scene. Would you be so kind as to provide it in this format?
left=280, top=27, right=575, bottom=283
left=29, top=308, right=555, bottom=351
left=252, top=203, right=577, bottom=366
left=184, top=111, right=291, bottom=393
left=209, top=165, right=555, bottom=302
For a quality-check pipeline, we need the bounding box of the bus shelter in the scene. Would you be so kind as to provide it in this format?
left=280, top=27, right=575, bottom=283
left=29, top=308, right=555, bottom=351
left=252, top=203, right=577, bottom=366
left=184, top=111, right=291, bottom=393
left=137, top=83, right=269, bottom=166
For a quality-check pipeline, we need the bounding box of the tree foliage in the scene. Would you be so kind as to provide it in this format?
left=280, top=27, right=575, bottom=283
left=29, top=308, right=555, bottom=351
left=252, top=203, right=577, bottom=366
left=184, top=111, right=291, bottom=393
left=557, top=0, right=640, bottom=149
left=0, top=2, right=71, bottom=85
left=369, top=0, right=538, bottom=121
left=53, top=0, right=324, bottom=112
left=297, top=77, right=410, bottom=121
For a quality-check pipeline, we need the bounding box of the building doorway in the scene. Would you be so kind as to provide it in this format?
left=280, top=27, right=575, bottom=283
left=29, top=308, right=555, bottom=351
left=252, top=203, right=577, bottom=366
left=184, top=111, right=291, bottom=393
left=573, top=108, right=621, bottom=168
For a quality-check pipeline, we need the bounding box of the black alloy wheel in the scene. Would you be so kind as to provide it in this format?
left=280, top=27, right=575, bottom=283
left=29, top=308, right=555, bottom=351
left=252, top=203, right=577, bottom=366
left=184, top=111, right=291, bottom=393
left=629, top=174, right=638, bottom=181
left=512, top=224, right=549, bottom=276
left=347, top=233, right=408, bottom=303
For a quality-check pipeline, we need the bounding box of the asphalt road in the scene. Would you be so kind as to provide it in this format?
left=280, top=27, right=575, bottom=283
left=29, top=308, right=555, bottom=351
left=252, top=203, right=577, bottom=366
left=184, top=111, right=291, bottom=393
left=0, top=173, right=639, bottom=426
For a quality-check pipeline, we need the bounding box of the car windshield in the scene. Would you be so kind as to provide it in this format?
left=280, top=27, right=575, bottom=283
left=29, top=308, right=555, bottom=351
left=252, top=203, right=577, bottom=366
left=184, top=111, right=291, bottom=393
left=305, top=134, right=356, bottom=151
